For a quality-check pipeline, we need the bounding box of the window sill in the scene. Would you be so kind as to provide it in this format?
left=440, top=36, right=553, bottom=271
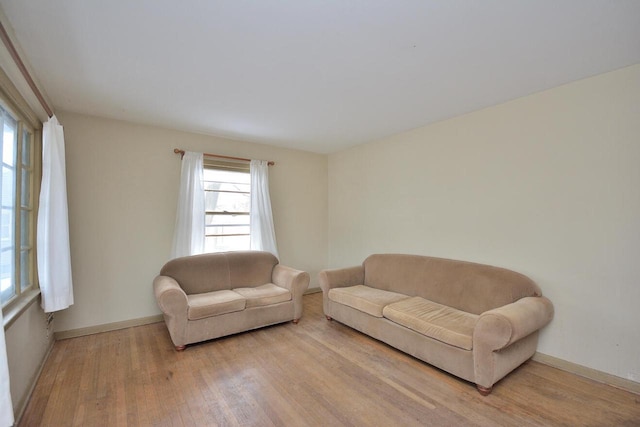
left=2, top=289, right=41, bottom=331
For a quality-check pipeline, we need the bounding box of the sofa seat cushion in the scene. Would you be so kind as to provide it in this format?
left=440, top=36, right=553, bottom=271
left=328, top=285, right=409, bottom=317
left=383, top=297, right=479, bottom=350
left=233, top=283, right=292, bottom=308
left=187, top=290, right=246, bottom=320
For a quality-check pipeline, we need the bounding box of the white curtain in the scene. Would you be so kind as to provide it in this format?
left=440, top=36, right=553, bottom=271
left=170, top=151, right=205, bottom=259
left=0, top=307, right=13, bottom=427
left=37, top=115, right=74, bottom=313
left=249, top=160, right=279, bottom=258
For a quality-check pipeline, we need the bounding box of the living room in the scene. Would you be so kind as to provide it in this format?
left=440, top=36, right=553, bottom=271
left=1, top=2, right=639, bottom=425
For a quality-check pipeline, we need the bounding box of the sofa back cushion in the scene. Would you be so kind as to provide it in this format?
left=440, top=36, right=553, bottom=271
left=160, top=251, right=278, bottom=295
left=227, top=251, right=279, bottom=286
left=363, top=254, right=540, bottom=315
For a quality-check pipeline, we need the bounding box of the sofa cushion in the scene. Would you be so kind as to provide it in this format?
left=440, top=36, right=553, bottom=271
left=187, top=290, right=246, bottom=320
left=233, top=283, right=291, bottom=308
left=328, top=285, right=409, bottom=317
left=383, top=297, right=479, bottom=350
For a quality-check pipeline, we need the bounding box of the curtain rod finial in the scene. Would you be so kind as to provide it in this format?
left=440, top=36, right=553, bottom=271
left=174, top=148, right=185, bottom=159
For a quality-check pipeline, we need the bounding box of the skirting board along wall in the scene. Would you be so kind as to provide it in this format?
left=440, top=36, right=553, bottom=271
left=532, top=353, right=640, bottom=395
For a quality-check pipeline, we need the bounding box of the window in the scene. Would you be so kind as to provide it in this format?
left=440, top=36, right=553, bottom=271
left=0, top=102, right=38, bottom=308
left=203, top=160, right=251, bottom=253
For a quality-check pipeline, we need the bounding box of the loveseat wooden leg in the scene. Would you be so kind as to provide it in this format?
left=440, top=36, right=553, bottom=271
left=292, top=318, right=299, bottom=324
left=326, top=315, right=332, bottom=321
left=477, top=385, right=492, bottom=396
left=175, top=345, right=186, bottom=351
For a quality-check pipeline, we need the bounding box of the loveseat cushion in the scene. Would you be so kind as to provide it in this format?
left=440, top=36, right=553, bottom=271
left=233, top=283, right=291, bottom=308
left=383, top=297, right=479, bottom=350
left=187, top=290, right=246, bottom=320
left=328, top=285, right=409, bottom=317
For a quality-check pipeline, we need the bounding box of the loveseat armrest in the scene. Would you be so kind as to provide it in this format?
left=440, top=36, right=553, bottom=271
left=272, top=265, right=310, bottom=321
left=153, top=275, right=188, bottom=316
left=318, top=266, right=365, bottom=293
left=474, top=296, right=554, bottom=351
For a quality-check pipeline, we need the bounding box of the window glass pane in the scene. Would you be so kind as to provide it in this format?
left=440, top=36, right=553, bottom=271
left=3, top=117, right=16, bottom=167
left=22, top=129, right=31, bottom=166
left=21, top=167, right=30, bottom=206
left=21, top=209, right=29, bottom=247
left=205, top=225, right=250, bottom=236
left=205, top=190, right=249, bottom=213
left=20, top=249, right=30, bottom=291
left=205, top=235, right=250, bottom=253
left=1, top=201, right=14, bottom=245
left=0, top=248, right=14, bottom=304
left=1, top=165, right=14, bottom=207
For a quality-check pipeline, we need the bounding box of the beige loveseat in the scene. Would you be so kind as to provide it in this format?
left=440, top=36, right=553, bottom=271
left=154, top=251, right=310, bottom=350
left=319, top=254, right=554, bottom=395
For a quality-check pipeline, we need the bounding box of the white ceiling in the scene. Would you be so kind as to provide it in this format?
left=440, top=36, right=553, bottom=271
left=0, top=1, right=639, bottom=154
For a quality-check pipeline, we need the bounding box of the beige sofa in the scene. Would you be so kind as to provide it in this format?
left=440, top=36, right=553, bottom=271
left=319, top=254, right=553, bottom=395
left=154, top=251, right=310, bottom=351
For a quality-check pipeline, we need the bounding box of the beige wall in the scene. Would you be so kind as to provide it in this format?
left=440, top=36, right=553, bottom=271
left=328, top=64, right=640, bottom=383
left=5, top=301, right=53, bottom=418
left=55, top=111, right=328, bottom=333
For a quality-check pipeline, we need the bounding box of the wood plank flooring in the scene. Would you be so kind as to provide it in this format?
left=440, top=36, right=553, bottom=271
left=19, top=293, right=640, bottom=426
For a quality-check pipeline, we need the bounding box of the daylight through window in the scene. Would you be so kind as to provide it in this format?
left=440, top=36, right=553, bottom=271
left=204, top=160, right=251, bottom=253
left=0, top=103, right=37, bottom=307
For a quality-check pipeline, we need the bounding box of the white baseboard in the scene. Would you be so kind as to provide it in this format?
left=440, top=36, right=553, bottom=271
left=54, top=314, right=164, bottom=340
left=533, top=352, right=640, bottom=395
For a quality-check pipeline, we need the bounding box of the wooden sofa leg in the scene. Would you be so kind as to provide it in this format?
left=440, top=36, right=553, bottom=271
left=477, top=385, right=492, bottom=396
left=175, top=345, right=186, bottom=352
left=326, top=315, right=332, bottom=321
left=292, top=318, right=299, bottom=324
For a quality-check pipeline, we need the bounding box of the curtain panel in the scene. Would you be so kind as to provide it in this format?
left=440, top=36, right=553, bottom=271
left=37, top=115, right=74, bottom=312
left=249, top=160, right=279, bottom=258
left=170, top=151, right=205, bottom=259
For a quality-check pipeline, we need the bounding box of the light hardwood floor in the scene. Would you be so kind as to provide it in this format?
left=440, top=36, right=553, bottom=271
left=19, top=293, right=640, bottom=426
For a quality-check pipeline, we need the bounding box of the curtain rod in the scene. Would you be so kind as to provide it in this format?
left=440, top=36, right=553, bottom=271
left=173, top=148, right=274, bottom=166
left=0, top=20, right=53, bottom=118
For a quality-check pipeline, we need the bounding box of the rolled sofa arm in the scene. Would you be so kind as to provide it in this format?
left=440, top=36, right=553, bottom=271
left=273, top=265, right=310, bottom=295
left=474, top=296, right=554, bottom=351
left=472, top=296, right=553, bottom=393
left=153, top=275, right=188, bottom=316
left=272, top=265, right=310, bottom=321
left=318, top=266, right=365, bottom=293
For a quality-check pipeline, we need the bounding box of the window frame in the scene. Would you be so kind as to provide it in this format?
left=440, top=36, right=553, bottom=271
left=0, top=67, right=42, bottom=318
left=203, top=158, right=251, bottom=253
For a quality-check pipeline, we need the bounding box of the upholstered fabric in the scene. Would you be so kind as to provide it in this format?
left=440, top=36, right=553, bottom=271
left=363, top=253, right=541, bottom=315
left=234, top=283, right=291, bottom=308
left=187, top=290, right=246, bottom=320
left=319, top=253, right=554, bottom=394
left=328, top=285, right=409, bottom=317
left=154, top=251, right=309, bottom=349
left=383, top=297, right=478, bottom=350
left=160, top=252, right=233, bottom=295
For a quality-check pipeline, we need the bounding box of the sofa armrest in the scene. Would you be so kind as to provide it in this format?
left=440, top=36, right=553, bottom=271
left=153, top=275, right=188, bottom=316
left=474, top=296, right=554, bottom=351
left=318, top=266, right=365, bottom=293
left=272, top=265, right=310, bottom=296
left=272, top=265, right=310, bottom=321
left=472, top=296, right=553, bottom=391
